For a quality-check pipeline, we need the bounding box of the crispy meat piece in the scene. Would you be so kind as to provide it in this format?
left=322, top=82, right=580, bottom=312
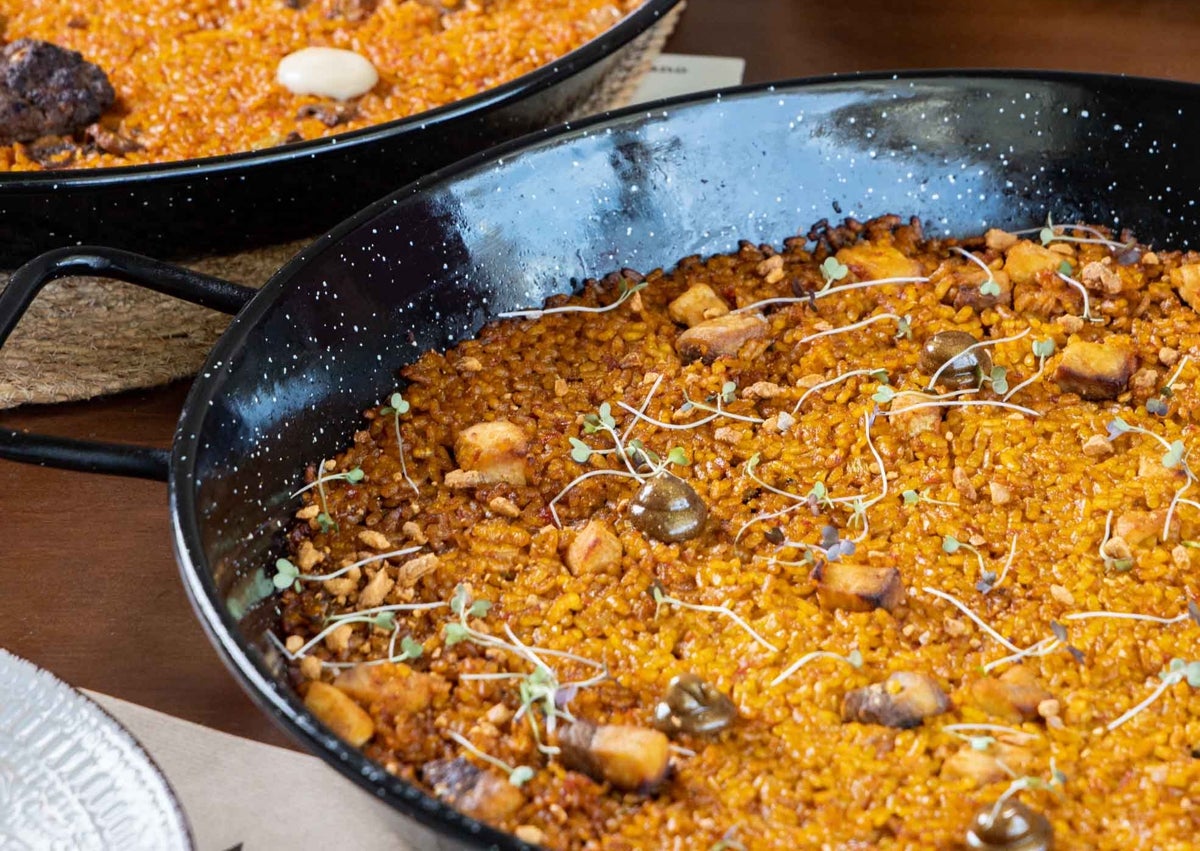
left=842, top=672, right=950, bottom=729
left=0, top=39, right=114, bottom=145
left=559, top=721, right=671, bottom=793
left=422, top=758, right=525, bottom=822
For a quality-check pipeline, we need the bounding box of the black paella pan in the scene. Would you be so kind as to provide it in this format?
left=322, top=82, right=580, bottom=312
left=3, top=71, right=1200, bottom=848
left=0, top=0, right=682, bottom=267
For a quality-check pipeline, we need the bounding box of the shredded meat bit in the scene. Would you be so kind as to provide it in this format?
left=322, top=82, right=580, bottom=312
left=0, top=39, right=114, bottom=145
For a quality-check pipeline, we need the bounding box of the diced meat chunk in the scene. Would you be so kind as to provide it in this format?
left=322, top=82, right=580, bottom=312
left=888, top=392, right=944, bottom=438
left=676, top=313, right=769, bottom=363
left=1081, top=434, right=1114, bottom=458
left=1003, top=240, right=1061, bottom=285
left=422, top=758, right=525, bottom=822
left=1080, top=260, right=1122, bottom=294
left=304, top=681, right=375, bottom=746
left=668, top=283, right=729, bottom=327
left=1114, top=508, right=1179, bottom=547
left=954, top=267, right=1012, bottom=311
left=565, top=519, right=623, bottom=576
left=357, top=568, right=394, bottom=609
left=453, top=420, right=529, bottom=485
left=941, top=742, right=1035, bottom=786
left=813, top=563, right=905, bottom=613
left=835, top=242, right=924, bottom=280
left=0, top=39, right=115, bottom=144
left=969, top=666, right=1054, bottom=723
left=1169, top=263, right=1200, bottom=309
left=558, top=722, right=670, bottom=793
left=985, top=229, right=1018, bottom=252
left=333, top=662, right=439, bottom=714
left=1053, top=339, right=1137, bottom=400
left=842, top=672, right=950, bottom=729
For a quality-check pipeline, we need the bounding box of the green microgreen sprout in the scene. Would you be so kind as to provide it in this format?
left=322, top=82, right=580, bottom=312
left=1003, top=339, right=1056, bottom=401
left=1105, top=418, right=1196, bottom=539
left=951, top=246, right=1002, bottom=297
left=553, top=384, right=682, bottom=526
left=793, top=368, right=889, bottom=414
left=737, top=413, right=888, bottom=547
left=292, top=459, right=366, bottom=532
left=980, top=634, right=1064, bottom=674
left=925, top=328, right=1030, bottom=392
left=819, top=256, right=850, bottom=288
left=1105, top=658, right=1200, bottom=731
left=1035, top=215, right=1136, bottom=253
left=445, top=585, right=607, bottom=753
left=879, top=397, right=1041, bottom=419
left=901, top=489, right=959, bottom=508
left=652, top=584, right=779, bottom=654
left=270, top=597, right=445, bottom=669
left=984, top=365, right=1009, bottom=395
left=770, top=647, right=863, bottom=688
left=273, top=557, right=300, bottom=590
left=676, top=382, right=766, bottom=426
left=446, top=730, right=536, bottom=788
left=380, top=392, right=419, bottom=496
left=729, top=275, right=930, bottom=316
left=1056, top=271, right=1105, bottom=324
left=942, top=533, right=1019, bottom=594
left=498, top=277, right=647, bottom=320
left=1058, top=260, right=1073, bottom=276
left=272, top=545, right=424, bottom=589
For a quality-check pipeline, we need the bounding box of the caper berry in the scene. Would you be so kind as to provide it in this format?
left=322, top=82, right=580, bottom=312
left=919, top=330, right=991, bottom=389
left=629, top=472, right=707, bottom=542
left=965, top=800, right=1054, bottom=851
left=653, top=673, right=737, bottom=735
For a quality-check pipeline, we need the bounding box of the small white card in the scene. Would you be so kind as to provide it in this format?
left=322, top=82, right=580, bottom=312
left=629, top=53, right=747, bottom=106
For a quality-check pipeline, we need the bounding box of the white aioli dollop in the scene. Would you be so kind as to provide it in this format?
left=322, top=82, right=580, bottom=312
left=277, top=47, right=378, bottom=101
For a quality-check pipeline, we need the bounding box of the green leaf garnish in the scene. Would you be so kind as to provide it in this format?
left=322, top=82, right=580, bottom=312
left=468, top=599, right=492, bottom=618
left=942, top=535, right=961, bottom=554
left=598, top=402, right=616, bottom=430
left=449, top=584, right=470, bottom=615
left=721, top=381, right=738, bottom=405
left=872, top=385, right=895, bottom=404
left=1058, top=260, right=1073, bottom=275
left=508, top=766, right=535, bottom=787
left=273, top=558, right=299, bottom=589
left=1032, top=338, right=1056, bottom=359
left=1163, top=440, right=1186, bottom=469
left=389, top=392, right=411, bottom=415
left=667, top=447, right=690, bottom=466
left=980, top=278, right=1001, bottom=297
left=989, top=366, right=1009, bottom=395
left=444, top=623, right=470, bottom=646
left=568, top=437, right=593, bottom=464
left=820, top=256, right=849, bottom=284
left=373, top=611, right=397, bottom=631
left=316, top=513, right=336, bottom=533
left=399, top=635, right=424, bottom=660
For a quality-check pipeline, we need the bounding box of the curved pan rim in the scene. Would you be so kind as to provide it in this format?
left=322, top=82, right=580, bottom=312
left=169, top=68, right=1200, bottom=849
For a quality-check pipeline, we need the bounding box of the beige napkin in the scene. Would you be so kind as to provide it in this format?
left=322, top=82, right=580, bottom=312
left=85, top=691, right=471, bottom=851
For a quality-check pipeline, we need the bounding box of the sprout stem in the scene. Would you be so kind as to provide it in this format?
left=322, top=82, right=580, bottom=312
left=770, top=650, right=859, bottom=688
left=549, top=469, right=641, bottom=528
left=880, top=399, right=1041, bottom=418
left=795, top=312, right=908, bottom=347
left=1106, top=671, right=1186, bottom=731
left=920, top=586, right=1024, bottom=654
left=654, top=588, right=779, bottom=654
left=793, top=369, right=885, bottom=414
left=498, top=281, right=645, bottom=319
left=730, top=276, right=929, bottom=315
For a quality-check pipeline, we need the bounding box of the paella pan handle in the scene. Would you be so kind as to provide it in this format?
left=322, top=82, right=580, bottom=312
left=0, top=247, right=256, bottom=481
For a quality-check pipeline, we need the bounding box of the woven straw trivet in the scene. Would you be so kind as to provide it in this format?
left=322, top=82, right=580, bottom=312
left=0, top=3, right=683, bottom=410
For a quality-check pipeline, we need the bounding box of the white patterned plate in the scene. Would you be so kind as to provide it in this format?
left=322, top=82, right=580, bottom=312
left=0, top=649, right=192, bottom=850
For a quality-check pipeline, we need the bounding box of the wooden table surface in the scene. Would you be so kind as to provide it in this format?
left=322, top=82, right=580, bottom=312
left=4, top=0, right=1200, bottom=750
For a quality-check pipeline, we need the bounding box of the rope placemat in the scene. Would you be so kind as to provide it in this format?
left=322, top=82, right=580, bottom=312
left=0, top=3, right=684, bottom=411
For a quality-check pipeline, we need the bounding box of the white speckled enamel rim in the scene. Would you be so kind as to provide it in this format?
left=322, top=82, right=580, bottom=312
left=0, top=650, right=193, bottom=851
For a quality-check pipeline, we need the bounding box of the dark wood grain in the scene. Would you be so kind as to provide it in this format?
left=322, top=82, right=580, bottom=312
left=3, top=0, right=1200, bottom=747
